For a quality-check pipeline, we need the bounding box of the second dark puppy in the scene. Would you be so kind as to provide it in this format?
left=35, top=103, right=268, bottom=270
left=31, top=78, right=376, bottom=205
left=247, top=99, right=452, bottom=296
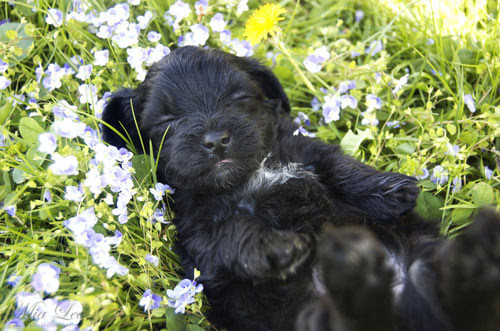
left=102, top=46, right=500, bottom=331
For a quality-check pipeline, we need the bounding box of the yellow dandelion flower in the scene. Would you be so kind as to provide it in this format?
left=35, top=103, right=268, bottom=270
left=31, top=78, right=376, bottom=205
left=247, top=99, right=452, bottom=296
left=244, top=3, right=286, bottom=45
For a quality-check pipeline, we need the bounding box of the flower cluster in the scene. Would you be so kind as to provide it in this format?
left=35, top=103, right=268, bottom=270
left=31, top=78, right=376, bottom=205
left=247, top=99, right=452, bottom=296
left=167, top=278, right=204, bottom=314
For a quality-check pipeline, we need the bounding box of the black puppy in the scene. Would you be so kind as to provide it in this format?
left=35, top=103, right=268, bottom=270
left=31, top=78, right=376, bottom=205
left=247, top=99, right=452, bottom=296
left=102, top=46, right=500, bottom=331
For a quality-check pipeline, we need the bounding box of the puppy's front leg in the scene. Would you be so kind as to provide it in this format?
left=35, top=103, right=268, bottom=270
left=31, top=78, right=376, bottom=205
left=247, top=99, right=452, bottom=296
left=279, top=134, right=419, bottom=222
left=180, top=216, right=313, bottom=280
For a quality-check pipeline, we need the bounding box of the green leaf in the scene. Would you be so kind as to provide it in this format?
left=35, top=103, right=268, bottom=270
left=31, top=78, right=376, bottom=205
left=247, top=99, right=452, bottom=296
left=187, top=325, right=205, bottom=331
left=14, top=0, right=38, bottom=17
left=131, top=154, right=152, bottom=185
left=12, top=167, right=28, bottom=184
left=415, top=191, right=443, bottom=219
left=395, top=142, right=416, bottom=155
left=27, top=145, right=47, bottom=167
left=471, top=182, right=495, bottom=207
left=166, top=308, right=187, bottom=331
left=340, top=129, right=373, bottom=156
left=0, top=23, right=34, bottom=63
left=451, top=208, right=474, bottom=224
left=19, top=117, right=45, bottom=146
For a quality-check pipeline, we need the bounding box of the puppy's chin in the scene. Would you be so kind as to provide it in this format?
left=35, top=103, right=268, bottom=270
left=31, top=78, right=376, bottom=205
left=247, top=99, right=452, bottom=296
left=165, top=158, right=261, bottom=194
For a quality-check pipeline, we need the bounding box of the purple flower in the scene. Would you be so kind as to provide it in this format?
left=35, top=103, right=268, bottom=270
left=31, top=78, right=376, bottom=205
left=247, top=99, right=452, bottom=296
left=210, top=13, right=226, bottom=32
left=0, top=59, right=8, bottom=73
left=355, top=10, right=364, bottom=22
left=44, top=190, right=52, bottom=202
left=445, top=143, right=460, bottom=156
left=140, top=289, right=162, bottom=312
left=430, top=165, right=449, bottom=185
left=340, top=95, right=358, bottom=109
left=322, top=95, right=340, bottom=123
left=151, top=204, right=168, bottom=224
left=303, top=46, right=330, bottom=73
left=7, top=274, right=21, bottom=287
left=186, top=24, right=209, bottom=46
left=464, top=94, right=476, bottom=113
left=64, top=208, right=98, bottom=235
left=195, top=0, right=208, bottom=15
left=0, top=76, right=11, bottom=89
left=311, top=97, right=320, bottom=111
left=485, top=166, right=494, bottom=180
left=366, top=40, right=383, bottom=56
left=52, top=100, right=79, bottom=120
left=220, top=30, right=231, bottom=44
left=76, top=64, right=93, bottom=80
left=392, top=74, right=409, bottom=94
left=94, top=49, right=109, bottom=66
left=78, top=84, right=98, bottom=104
left=366, top=94, right=382, bottom=110
left=137, top=10, right=153, bottom=29
left=146, top=254, right=159, bottom=266
left=150, top=183, right=174, bottom=200
left=229, top=39, right=253, bottom=57
left=31, top=263, right=61, bottom=294
left=5, top=205, right=16, bottom=216
left=97, top=25, right=113, bottom=39
left=147, top=31, right=161, bottom=42
left=52, top=118, right=86, bottom=138
left=386, top=120, right=401, bottom=128
left=293, top=126, right=316, bottom=138
left=167, top=279, right=204, bottom=314
left=64, top=185, right=85, bottom=202
left=338, top=80, right=356, bottom=94
left=4, top=318, right=24, bottom=330
left=49, top=153, right=79, bottom=176
left=38, top=132, right=57, bottom=154
left=46, top=8, right=64, bottom=27
left=168, top=0, right=191, bottom=23
left=452, top=177, right=462, bottom=193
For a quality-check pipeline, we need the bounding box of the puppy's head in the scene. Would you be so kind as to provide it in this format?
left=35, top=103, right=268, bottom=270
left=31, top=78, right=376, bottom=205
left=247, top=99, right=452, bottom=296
left=102, top=46, right=290, bottom=194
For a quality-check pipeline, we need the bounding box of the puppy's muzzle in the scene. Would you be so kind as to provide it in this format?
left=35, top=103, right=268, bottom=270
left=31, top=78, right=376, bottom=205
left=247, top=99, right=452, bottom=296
left=203, top=131, right=231, bottom=155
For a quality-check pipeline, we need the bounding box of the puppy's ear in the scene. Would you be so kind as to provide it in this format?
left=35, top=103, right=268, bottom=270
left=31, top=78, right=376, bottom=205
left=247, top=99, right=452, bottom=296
left=102, top=88, right=144, bottom=153
left=235, top=57, right=291, bottom=113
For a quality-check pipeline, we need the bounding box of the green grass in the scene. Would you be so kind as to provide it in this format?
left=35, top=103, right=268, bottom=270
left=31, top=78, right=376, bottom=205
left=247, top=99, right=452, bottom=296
left=0, top=0, right=499, bottom=330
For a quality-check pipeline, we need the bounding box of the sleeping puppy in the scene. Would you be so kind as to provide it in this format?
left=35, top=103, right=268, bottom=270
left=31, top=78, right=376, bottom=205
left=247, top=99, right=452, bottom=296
left=102, top=46, right=500, bottom=331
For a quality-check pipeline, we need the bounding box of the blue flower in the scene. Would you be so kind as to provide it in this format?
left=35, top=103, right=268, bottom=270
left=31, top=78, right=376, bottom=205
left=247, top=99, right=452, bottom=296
left=4, top=318, right=24, bottom=330
left=46, top=8, right=64, bottom=27
left=430, top=165, right=449, bottom=185
left=392, top=74, right=409, bottom=94
left=147, top=31, right=161, bottom=43
left=452, top=177, right=462, bottom=193
left=0, top=76, right=11, bottom=89
left=322, top=94, right=341, bottom=123
left=355, top=10, right=364, bottom=22
left=150, top=183, right=174, bottom=201
left=5, top=205, right=16, bottom=216
left=366, top=40, right=383, bottom=56
left=303, top=46, right=330, bottom=73
left=38, top=132, right=57, bottom=154
left=139, top=289, right=162, bottom=312
left=49, top=153, right=79, bottom=176
left=64, top=185, right=85, bottom=202
left=484, top=166, right=493, bottom=180
left=338, top=80, right=356, bottom=94
left=146, top=254, right=159, bottom=266
left=167, top=279, right=204, bottom=314
left=293, top=126, right=316, bottom=138
left=445, top=143, right=460, bottom=156
left=31, top=263, right=61, bottom=294
left=93, top=49, right=109, bottom=66
left=7, top=274, right=21, bottom=287
left=464, top=94, right=476, bottom=113
left=0, top=59, right=8, bottom=73
left=76, top=64, right=93, bottom=81
left=340, top=95, right=357, bottom=109
left=210, top=13, right=227, bottom=33
left=366, top=94, right=382, bottom=110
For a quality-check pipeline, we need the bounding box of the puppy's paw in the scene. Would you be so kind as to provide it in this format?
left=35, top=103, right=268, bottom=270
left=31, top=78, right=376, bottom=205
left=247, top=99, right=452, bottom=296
left=244, top=231, right=313, bottom=279
left=368, top=172, right=420, bottom=221
left=436, top=210, right=500, bottom=331
left=318, top=225, right=395, bottom=330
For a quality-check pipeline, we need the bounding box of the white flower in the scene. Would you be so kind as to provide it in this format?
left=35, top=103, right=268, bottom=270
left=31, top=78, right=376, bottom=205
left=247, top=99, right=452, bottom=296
left=38, top=133, right=57, bottom=154
left=94, top=49, right=109, bottom=66
left=78, top=84, right=98, bottom=104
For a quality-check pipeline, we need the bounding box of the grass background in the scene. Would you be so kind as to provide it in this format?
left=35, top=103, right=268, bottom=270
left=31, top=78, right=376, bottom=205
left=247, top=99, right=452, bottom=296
left=0, top=0, right=499, bottom=330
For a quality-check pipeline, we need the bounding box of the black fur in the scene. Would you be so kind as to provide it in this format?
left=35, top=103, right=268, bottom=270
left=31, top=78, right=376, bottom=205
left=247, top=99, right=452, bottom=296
left=102, top=46, right=500, bottom=331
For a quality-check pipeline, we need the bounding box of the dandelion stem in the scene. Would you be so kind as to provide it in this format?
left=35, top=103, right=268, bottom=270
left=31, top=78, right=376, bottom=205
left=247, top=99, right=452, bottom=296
left=275, top=40, right=317, bottom=95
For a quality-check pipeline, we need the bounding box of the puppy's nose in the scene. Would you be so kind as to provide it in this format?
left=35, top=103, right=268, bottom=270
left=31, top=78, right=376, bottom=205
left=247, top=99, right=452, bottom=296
left=202, top=131, right=231, bottom=152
